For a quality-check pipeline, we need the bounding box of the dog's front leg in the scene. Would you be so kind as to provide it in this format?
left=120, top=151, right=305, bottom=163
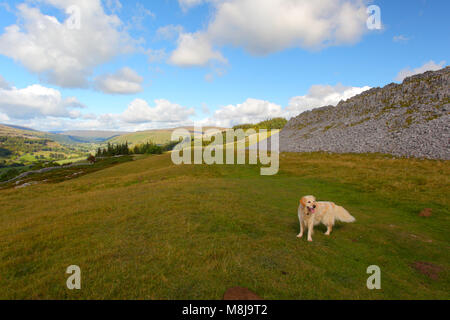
left=297, top=207, right=304, bottom=238
left=297, top=220, right=304, bottom=238
left=307, top=220, right=314, bottom=242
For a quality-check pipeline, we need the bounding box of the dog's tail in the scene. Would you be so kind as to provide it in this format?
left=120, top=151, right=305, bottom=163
left=334, top=206, right=356, bottom=223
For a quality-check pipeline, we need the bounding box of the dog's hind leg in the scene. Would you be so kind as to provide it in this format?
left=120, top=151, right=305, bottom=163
left=323, top=214, right=334, bottom=236
left=325, top=224, right=332, bottom=236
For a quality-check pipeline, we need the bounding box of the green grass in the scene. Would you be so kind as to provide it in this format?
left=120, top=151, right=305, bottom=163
left=233, top=117, right=288, bottom=131
left=18, top=153, right=41, bottom=162
left=0, top=167, right=16, bottom=175
left=56, top=157, right=88, bottom=165
left=0, top=156, right=133, bottom=187
left=108, top=127, right=226, bottom=147
left=108, top=130, right=175, bottom=146
left=0, top=152, right=448, bottom=299
left=0, top=165, right=31, bottom=180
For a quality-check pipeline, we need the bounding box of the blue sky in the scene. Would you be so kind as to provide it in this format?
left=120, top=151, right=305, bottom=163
left=0, top=0, right=448, bottom=131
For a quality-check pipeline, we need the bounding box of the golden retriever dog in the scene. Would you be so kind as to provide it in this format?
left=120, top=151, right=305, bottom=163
left=297, top=195, right=355, bottom=242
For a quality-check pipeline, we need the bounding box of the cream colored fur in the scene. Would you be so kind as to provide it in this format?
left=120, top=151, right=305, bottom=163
left=297, top=195, right=355, bottom=242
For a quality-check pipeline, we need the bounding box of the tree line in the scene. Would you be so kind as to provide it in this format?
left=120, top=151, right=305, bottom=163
left=96, top=142, right=130, bottom=157
left=96, top=140, right=179, bottom=157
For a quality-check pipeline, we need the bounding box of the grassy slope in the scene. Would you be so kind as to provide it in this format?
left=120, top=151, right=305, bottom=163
left=0, top=153, right=448, bottom=299
left=108, top=127, right=227, bottom=146
left=108, top=130, right=174, bottom=146
left=0, top=124, right=69, bottom=144
left=0, top=124, right=99, bottom=147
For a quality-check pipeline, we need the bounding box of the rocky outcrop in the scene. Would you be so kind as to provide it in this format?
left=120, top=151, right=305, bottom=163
left=280, top=67, right=450, bottom=159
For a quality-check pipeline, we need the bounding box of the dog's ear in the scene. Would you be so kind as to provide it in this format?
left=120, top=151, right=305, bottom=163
left=300, top=197, right=307, bottom=207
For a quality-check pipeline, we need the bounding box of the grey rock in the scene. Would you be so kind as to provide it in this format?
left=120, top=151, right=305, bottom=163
left=280, top=67, right=450, bottom=160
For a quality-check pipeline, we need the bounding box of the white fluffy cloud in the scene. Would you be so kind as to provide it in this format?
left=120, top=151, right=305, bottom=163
left=0, top=0, right=135, bottom=88
left=156, top=24, right=184, bottom=40
left=6, top=97, right=198, bottom=131
left=121, top=98, right=195, bottom=124
left=105, top=0, right=122, bottom=13
left=146, top=49, right=167, bottom=63
left=171, top=0, right=368, bottom=66
left=0, top=84, right=85, bottom=120
left=201, top=98, right=284, bottom=127
left=169, top=32, right=226, bottom=67
left=0, top=112, right=9, bottom=122
left=178, top=0, right=206, bottom=11
left=94, top=67, right=143, bottom=94
left=285, top=84, right=371, bottom=118
left=0, top=74, right=10, bottom=89
left=201, top=84, right=370, bottom=128
left=1, top=82, right=372, bottom=130
left=395, top=60, right=446, bottom=82
left=4, top=116, right=109, bottom=133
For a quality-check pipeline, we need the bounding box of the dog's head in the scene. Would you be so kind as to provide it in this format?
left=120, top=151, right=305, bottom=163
left=300, top=195, right=317, bottom=215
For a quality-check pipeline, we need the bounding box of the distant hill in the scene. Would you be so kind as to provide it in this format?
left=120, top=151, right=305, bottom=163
left=0, top=125, right=125, bottom=144
left=1, top=124, right=229, bottom=146
left=55, top=130, right=128, bottom=143
left=0, top=124, right=38, bottom=132
left=280, top=66, right=450, bottom=160
left=58, top=130, right=128, bottom=139
left=108, top=127, right=226, bottom=146
left=0, top=124, right=90, bottom=144
left=0, top=124, right=42, bottom=138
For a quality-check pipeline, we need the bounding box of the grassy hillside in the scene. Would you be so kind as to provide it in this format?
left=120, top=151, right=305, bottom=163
left=0, top=124, right=108, bottom=145
left=108, top=127, right=226, bottom=146
left=55, top=131, right=127, bottom=143
left=0, top=152, right=448, bottom=299
left=233, top=118, right=288, bottom=131
left=0, top=124, right=38, bottom=138
left=0, top=124, right=74, bottom=144
left=0, top=124, right=38, bottom=132
left=108, top=130, right=174, bottom=146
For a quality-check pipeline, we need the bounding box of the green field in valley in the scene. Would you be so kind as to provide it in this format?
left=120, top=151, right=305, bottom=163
left=0, top=152, right=448, bottom=299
